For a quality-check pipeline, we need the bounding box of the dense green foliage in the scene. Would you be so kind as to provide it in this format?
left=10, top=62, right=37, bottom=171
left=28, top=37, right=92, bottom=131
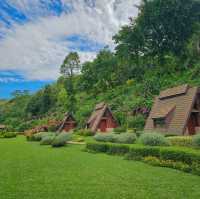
left=94, top=132, right=137, bottom=144
left=138, top=133, right=170, bottom=146
left=0, top=0, right=199, bottom=132
left=192, top=134, right=200, bottom=147
left=1, top=137, right=200, bottom=198
left=40, top=134, right=56, bottom=145
left=0, top=132, right=17, bottom=138
left=51, top=132, right=72, bottom=147
left=86, top=141, right=200, bottom=175
left=168, top=136, right=193, bottom=147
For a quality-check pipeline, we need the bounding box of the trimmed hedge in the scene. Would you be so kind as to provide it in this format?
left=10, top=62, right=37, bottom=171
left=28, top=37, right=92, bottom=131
left=86, top=141, right=200, bottom=175
left=0, top=132, right=17, bottom=138
left=192, top=134, right=200, bottom=147
left=94, top=133, right=136, bottom=144
left=168, top=136, right=192, bottom=147
left=86, top=142, right=130, bottom=155
left=143, top=156, right=191, bottom=173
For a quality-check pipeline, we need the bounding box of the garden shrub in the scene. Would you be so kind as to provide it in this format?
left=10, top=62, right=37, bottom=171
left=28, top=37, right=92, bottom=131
left=40, top=135, right=56, bottom=145
left=127, top=115, right=145, bottom=130
left=75, top=137, right=85, bottom=142
left=86, top=142, right=130, bottom=155
left=86, top=142, right=200, bottom=175
left=29, top=132, right=55, bottom=142
left=86, top=142, right=109, bottom=153
left=75, top=129, right=94, bottom=136
left=107, top=143, right=130, bottom=155
left=143, top=156, right=191, bottom=173
left=115, top=133, right=137, bottom=144
left=0, top=132, right=17, bottom=138
left=51, top=133, right=72, bottom=147
left=94, top=133, right=116, bottom=142
left=138, top=132, right=170, bottom=146
left=127, top=129, right=136, bottom=134
left=127, top=145, right=160, bottom=160
left=113, top=127, right=127, bottom=134
left=94, top=133, right=136, bottom=144
left=192, top=134, right=200, bottom=147
left=4, top=132, right=17, bottom=138
left=167, top=136, right=192, bottom=147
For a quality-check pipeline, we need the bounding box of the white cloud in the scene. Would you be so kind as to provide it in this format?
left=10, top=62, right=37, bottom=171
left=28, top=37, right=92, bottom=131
left=0, top=0, right=140, bottom=81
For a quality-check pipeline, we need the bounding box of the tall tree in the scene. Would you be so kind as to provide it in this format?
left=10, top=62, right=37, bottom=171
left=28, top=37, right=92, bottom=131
left=114, top=0, right=200, bottom=63
left=60, top=52, right=81, bottom=113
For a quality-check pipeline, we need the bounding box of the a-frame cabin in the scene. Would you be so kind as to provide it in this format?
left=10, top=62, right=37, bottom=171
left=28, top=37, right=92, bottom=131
left=145, top=84, right=200, bottom=135
left=86, top=102, right=118, bottom=133
left=58, top=113, right=76, bottom=132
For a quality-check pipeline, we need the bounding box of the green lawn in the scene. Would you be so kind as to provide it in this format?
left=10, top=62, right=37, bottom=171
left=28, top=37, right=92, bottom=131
left=1, top=137, right=200, bottom=199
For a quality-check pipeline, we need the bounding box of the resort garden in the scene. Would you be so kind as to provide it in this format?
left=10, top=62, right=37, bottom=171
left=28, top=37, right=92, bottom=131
left=1, top=128, right=200, bottom=199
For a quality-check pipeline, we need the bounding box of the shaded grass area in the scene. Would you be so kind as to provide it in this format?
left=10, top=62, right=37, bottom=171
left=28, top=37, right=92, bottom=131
left=0, top=137, right=200, bottom=199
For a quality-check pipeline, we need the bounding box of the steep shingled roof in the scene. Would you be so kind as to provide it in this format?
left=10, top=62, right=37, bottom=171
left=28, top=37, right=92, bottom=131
left=87, top=102, right=116, bottom=132
left=145, top=85, right=198, bottom=135
left=58, top=112, right=76, bottom=132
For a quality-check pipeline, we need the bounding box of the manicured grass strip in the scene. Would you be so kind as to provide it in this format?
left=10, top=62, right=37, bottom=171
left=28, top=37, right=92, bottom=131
left=1, top=137, right=200, bottom=199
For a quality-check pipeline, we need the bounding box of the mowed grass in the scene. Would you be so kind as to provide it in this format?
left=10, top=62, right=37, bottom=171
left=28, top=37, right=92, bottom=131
left=1, top=137, right=200, bottom=199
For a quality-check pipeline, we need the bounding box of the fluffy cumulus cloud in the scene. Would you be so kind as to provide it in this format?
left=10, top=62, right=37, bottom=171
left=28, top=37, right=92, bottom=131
left=0, top=0, right=140, bottom=81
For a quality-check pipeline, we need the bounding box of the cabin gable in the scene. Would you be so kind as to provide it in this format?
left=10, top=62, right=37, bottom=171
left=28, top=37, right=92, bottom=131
left=145, top=85, right=199, bottom=135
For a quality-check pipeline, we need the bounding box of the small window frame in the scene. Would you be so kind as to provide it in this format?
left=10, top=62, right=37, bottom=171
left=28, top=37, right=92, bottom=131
left=153, top=118, right=166, bottom=128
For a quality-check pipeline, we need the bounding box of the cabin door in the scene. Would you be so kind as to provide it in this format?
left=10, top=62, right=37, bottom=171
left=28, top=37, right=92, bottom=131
left=188, top=114, right=196, bottom=135
left=100, top=119, right=107, bottom=132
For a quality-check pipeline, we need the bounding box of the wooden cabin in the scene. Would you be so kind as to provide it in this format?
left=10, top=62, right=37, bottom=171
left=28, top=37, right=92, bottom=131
left=145, top=84, right=200, bottom=135
left=58, top=113, right=76, bottom=132
left=87, top=102, right=118, bottom=133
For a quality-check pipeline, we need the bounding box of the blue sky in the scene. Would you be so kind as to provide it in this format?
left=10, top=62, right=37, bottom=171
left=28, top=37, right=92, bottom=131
left=0, top=0, right=139, bottom=99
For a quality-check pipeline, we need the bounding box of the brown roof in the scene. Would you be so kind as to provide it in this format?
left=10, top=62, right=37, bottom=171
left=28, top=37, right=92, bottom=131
left=159, top=84, right=188, bottom=99
left=152, top=105, right=175, bottom=119
left=87, top=102, right=116, bottom=132
left=58, top=112, right=76, bottom=132
left=145, top=84, right=198, bottom=135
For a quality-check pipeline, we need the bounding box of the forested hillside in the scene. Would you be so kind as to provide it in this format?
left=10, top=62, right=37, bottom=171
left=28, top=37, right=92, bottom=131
left=0, top=0, right=199, bottom=132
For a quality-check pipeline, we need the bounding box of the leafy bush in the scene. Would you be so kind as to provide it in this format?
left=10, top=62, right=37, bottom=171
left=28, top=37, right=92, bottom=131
left=168, top=136, right=192, bottom=147
left=0, top=132, right=17, bottom=138
left=113, top=127, right=127, bottom=134
left=94, top=133, right=136, bottom=144
left=86, top=142, right=109, bottom=153
left=138, top=132, right=170, bottom=146
left=94, top=133, right=116, bottom=142
left=127, top=115, right=145, bottom=130
left=75, top=129, right=94, bottom=136
left=115, top=133, right=137, bottom=144
left=75, top=137, right=85, bottom=142
left=143, top=156, right=191, bottom=173
left=127, top=145, right=160, bottom=160
left=86, top=141, right=200, bottom=166
left=86, top=142, right=130, bottom=155
left=127, top=129, right=136, bottom=134
left=27, top=132, right=55, bottom=142
left=40, top=135, right=56, bottom=145
left=107, top=143, right=130, bottom=155
left=192, top=134, right=200, bottom=147
left=51, top=133, right=72, bottom=147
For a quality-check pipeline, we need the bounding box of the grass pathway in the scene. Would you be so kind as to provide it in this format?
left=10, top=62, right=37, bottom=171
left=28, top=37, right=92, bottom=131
left=0, top=136, right=200, bottom=199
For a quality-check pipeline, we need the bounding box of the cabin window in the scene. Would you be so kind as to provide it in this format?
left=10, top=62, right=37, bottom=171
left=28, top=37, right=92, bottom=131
left=154, top=118, right=165, bottom=128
